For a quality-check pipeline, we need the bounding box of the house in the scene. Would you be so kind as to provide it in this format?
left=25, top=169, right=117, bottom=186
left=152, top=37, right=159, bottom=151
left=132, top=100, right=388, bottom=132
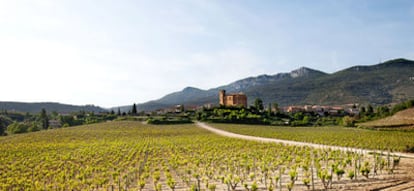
left=219, top=90, right=247, bottom=107
left=48, top=120, right=62, bottom=128
left=286, top=106, right=305, bottom=113
left=346, top=108, right=360, bottom=116
left=175, top=105, right=184, bottom=113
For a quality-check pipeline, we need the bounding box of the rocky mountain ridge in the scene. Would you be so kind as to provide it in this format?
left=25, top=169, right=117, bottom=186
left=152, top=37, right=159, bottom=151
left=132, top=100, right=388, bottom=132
left=134, top=58, right=414, bottom=111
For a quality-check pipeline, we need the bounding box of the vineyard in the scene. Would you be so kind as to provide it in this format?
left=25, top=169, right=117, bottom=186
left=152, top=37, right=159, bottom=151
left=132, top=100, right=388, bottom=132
left=211, top=123, right=414, bottom=152
left=0, top=121, right=411, bottom=190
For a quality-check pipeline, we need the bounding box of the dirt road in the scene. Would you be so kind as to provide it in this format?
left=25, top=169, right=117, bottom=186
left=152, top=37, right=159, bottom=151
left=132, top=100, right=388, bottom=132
left=195, top=122, right=414, bottom=159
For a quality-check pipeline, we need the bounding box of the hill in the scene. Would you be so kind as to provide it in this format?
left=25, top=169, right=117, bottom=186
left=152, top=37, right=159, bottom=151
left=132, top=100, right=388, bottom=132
left=359, top=108, right=414, bottom=129
left=136, top=58, right=414, bottom=111
left=0, top=101, right=107, bottom=113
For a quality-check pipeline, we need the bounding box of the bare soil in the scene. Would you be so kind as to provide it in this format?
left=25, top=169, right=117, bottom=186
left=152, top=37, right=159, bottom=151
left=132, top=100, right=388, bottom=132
left=360, top=108, right=414, bottom=129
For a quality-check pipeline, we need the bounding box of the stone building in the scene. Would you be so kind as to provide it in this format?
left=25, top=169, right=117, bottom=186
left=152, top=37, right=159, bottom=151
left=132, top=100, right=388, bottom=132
left=219, top=90, right=247, bottom=107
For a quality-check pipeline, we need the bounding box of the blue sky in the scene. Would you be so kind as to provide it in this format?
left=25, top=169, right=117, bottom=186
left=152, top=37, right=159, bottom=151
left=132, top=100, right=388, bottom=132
left=0, top=0, right=413, bottom=107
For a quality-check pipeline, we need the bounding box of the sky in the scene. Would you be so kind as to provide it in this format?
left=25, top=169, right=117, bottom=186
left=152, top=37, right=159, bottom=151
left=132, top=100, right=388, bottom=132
left=1, top=0, right=413, bottom=108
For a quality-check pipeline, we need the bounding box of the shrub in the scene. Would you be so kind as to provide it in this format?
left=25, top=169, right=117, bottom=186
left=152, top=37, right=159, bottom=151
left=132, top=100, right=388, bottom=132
left=7, top=122, right=29, bottom=134
left=146, top=118, right=193, bottom=125
left=28, top=122, right=41, bottom=132
left=342, top=116, right=355, bottom=127
left=0, top=115, right=13, bottom=136
left=405, top=145, right=414, bottom=153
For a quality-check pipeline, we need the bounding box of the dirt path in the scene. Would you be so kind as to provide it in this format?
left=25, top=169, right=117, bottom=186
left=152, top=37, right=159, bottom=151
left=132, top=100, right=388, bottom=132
left=195, top=122, right=414, bottom=159
left=194, top=122, right=414, bottom=190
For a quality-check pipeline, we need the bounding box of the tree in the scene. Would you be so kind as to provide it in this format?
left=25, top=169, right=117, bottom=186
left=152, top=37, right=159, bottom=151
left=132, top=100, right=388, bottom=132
left=0, top=122, right=5, bottom=136
left=342, top=116, right=355, bottom=127
left=294, top=112, right=304, bottom=120
left=406, top=99, right=414, bottom=108
left=59, top=115, right=77, bottom=127
left=267, top=103, right=272, bottom=116
left=0, top=115, right=13, bottom=136
left=50, top=111, right=59, bottom=119
left=360, top=106, right=366, bottom=116
left=302, top=115, right=310, bottom=125
left=254, top=98, right=264, bottom=113
left=117, top=108, right=121, bottom=116
left=39, top=108, right=49, bottom=130
left=7, top=122, right=28, bottom=134
left=273, top=102, right=279, bottom=113
left=132, top=103, right=138, bottom=115
left=28, top=122, right=41, bottom=132
left=367, top=105, right=374, bottom=115
left=376, top=106, right=390, bottom=118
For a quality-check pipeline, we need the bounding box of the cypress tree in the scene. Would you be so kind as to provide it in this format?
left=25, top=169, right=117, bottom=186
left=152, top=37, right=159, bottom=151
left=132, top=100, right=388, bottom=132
left=40, top=108, right=49, bottom=130
left=132, top=103, right=137, bottom=115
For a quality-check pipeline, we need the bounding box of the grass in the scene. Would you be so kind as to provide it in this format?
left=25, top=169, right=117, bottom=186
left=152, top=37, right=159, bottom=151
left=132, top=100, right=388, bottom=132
left=210, top=123, right=414, bottom=152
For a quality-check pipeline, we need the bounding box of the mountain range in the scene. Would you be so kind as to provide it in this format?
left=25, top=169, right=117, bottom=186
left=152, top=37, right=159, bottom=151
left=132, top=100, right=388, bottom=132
left=132, top=58, right=414, bottom=111
left=2, top=58, right=414, bottom=113
left=0, top=102, right=106, bottom=114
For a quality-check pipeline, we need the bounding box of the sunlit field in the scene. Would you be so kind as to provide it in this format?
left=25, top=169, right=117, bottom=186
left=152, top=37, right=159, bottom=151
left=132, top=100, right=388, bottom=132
left=211, top=123, right=414, bottom=152
left=0, top=121, right=408, bottom=190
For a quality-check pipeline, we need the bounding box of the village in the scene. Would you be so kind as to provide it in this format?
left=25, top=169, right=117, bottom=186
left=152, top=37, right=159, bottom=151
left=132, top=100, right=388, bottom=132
left=154, top=89, right=361, bottom=117
left=7, top=90, right=379, bottom=130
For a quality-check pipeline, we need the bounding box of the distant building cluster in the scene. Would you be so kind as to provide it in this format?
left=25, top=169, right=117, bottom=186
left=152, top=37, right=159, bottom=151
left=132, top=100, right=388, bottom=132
left=219, top=90, right=248, bottom=107
left=152, top=90, right=361, bottom=116
left=282, top=105, right=360, bottom=116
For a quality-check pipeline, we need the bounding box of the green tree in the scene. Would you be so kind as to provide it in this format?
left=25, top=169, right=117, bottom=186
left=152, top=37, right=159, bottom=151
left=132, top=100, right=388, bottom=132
left=302, top=115, right=310, bottom=125
left=376, top=106, right=390, bottom=118
left=28, top=122, right=41, bottom=132
left=406, top=99, right=414, bottom=108
left=117, top=108, right=121, bottom=116
left=132, top=103, right=138, bottom=115
left=390, top=100, right=414, bottom=115
left=0, top=115, right=13, bottom=136
left=254, top=98, right=264, bottom=113
left=7, top=122, right=28, bottom=134
left=267, top=103, right=272, bottom=116
left=294, top=112, right=304, bottom=120
left=50, top=111, right=59, bottom=119
left=273, top=102, right=279, bottom=113
left=360, top=106, right=366, bottom=113
left=342, top=116, right=355, bottom=127
left=367, top=105, right=374, bottom=115
left=39, top=108, right=49, bottom=130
